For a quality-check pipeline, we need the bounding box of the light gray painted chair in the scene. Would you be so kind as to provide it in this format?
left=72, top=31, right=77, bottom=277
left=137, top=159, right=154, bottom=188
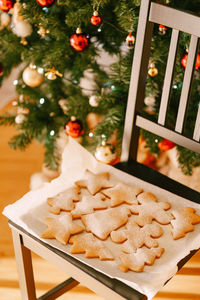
left=9, top=1, right=200, bottom=299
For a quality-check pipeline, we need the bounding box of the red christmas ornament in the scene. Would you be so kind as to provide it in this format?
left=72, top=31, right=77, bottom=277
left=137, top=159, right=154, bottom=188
left=0, top=0, right=15, bottom=12
left=65, top=117, right=84, bottom=138
left=126, top=32, right=135, bottom=49
left=36, top=0, right=56, bottom=7
left=0, top=63, right=3, bottom=76
left=181, top=53, right=200, bottom=70
left=158, top=139, right=176, bottom=151
left=158, top=24, right=167, bottom=35
left=90, top=11, right=101, bottom=26
left=70, top=28, right=89, bottom=52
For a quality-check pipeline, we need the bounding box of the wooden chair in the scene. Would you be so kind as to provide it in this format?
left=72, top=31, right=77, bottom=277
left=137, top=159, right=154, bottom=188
left=9, top=0, right=200, bottom=299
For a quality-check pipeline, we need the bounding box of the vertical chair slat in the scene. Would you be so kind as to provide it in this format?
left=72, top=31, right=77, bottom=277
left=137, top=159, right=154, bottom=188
left=121, top=0, right=153, bottom=162
left=175, top=35, right=199, bottom=133
left=158, top=29, right=180, bottom=126
left=193, top=104, right=200, bottom=142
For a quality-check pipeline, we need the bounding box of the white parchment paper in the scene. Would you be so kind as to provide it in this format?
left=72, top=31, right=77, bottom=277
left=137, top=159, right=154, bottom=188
left=3, top=137, right=200, bottom=299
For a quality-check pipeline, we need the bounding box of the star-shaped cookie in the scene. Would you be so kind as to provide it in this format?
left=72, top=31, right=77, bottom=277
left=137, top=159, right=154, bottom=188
left=75, top=169, right=113, bottom=195
left=47, top=186, right=80, bottom=214
left=41, top=212, right=84, bottom=244
left=102, top=182, right=143, bottom=207
left=71, top=193, right=107, bottom=219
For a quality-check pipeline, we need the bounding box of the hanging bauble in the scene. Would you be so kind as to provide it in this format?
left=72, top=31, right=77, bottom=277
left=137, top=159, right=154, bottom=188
left=148, top=62, right=158, bottom=77
left=15, top=113, right=26, bottom=124
left=144, top=95, right=155, bottom=107
left=36, top=0, right=56, bottom=7
left=89, top=95, right=100, bottom=107
left=64, top=116, right=84, bottom=138
left=22, top=64, right=44, bottom=87
left=0, top=0, right=15, bottom=12
left=12, top=2, right=32, bottom=44
left=158, top=139, right=176, bottom=151
left=0, top=63, right=3, bottom=76
left=95, top=141, right=117, bottom=164
left=70, top=27, right=89, bottom=52
left=158, top=24, right=167, bottom=35
left=90, top=11, right=101, bottom=26
left=0, top=12, right=11, bottom=28
left=126, top=32, right=135, bottom=49
left=12, top=20, right=32, bottom=38
left=181, top=53, right=200, bottom=70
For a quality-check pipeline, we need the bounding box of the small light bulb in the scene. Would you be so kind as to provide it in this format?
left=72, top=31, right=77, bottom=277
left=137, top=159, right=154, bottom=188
left=40, top=98, right=45, bottom=104
left=37, top=67, right=44, bottom=74
left=88, top=132, right=93, bottom=137
left=13, top=80, right=18, bottom=86
left=50, top=130, right=55, bottom=136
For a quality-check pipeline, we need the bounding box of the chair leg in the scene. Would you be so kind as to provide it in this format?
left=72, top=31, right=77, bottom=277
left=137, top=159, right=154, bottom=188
left=11, top=228, right=37, bottom=300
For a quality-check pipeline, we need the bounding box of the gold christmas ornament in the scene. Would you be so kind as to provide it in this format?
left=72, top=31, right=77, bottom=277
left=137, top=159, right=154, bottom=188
left=95, top=141, right=117, bottom=164
left=148, top=62, right=158, bottom=77
left=45, top=67, right=63, bottom=80
left=22, top=64, right=44, bottom=87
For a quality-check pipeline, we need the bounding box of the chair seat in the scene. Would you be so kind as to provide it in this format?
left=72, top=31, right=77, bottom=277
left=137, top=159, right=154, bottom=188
left=9, top=220, right=146, bottom=300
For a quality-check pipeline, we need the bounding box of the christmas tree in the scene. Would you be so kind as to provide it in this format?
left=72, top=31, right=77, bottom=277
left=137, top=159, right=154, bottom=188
left=0, top=0, right=200, bottom=175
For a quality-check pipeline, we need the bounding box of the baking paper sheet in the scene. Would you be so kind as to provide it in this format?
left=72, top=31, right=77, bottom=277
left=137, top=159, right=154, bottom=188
left=3, top=137, right=200, bottom=299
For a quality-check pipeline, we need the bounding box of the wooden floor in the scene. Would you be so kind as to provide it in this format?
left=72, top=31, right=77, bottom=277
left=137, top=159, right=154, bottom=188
left=0, top=104, right=200, bottom=300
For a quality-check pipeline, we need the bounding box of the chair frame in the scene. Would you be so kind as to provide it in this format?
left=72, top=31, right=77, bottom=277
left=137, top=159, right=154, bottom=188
left=9, top=0, right=200, bottom=299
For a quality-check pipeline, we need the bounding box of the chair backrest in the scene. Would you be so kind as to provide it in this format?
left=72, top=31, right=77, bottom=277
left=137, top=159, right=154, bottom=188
left=121, top=0, right=200, bottom=162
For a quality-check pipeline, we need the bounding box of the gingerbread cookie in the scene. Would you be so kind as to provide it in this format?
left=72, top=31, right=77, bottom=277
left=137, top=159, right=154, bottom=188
left=102, top=182, right=143, bottom=207
left=130, top=192, right=172, bottom=226
left=47, top=186, right=80, bottom=214
left=119, top=247, right=164, bottom=272
left=41, top=212, right=84, bottom=245
left=111, top=220, right=163, bottom=253
left=69, top=232, right=114, bottom=260
left=81, top=206, right=131, bottom=240
left=71, top=193, right=107, bottom=219
left=75, top=169, right=113, bottom=195
left=170, top=207, right=200, bottom=240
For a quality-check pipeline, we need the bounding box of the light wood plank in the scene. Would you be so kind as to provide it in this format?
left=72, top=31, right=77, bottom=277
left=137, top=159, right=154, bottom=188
left=175, top=35, right=199, bottom=133
left=149, top=2, right=200, bottom=36
left=158, top=29, right=180, bottom=126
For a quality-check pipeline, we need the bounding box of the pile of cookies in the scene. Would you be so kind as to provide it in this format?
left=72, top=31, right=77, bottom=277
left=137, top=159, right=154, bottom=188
left=41, top=169, right=200, bottom=273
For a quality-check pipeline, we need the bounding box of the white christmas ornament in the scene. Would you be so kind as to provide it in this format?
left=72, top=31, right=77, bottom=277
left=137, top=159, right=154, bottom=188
left=89, top=95, right=100, bottom=107
left=95, top=141, right=117, bottom=164
left=12, top=2, right=32, bottom=38
left=144, top=95, right=156, bottom=107
left=15, top=113, right=26, bottom=124
left=0, top=12, right=11, bottom=28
